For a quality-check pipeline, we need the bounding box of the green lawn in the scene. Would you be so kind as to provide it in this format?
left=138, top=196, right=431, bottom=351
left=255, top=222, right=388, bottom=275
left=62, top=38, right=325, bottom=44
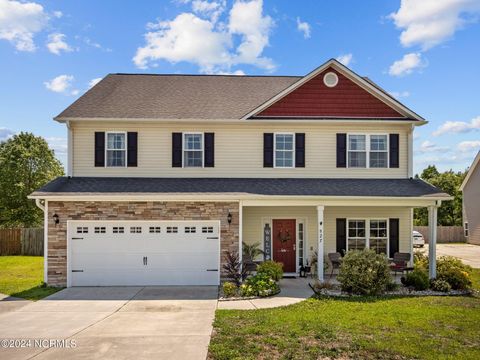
left=0, top=256, right=62, bottom=300
left=209, top=269, right=480, bottom=360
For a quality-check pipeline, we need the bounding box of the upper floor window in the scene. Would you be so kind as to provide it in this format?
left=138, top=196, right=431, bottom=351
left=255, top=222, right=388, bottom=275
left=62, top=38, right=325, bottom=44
left=106, top=132, right=126, bottom=167
left=274, top=133, right=294, bottom=168
left=183, top=133, right=203, bottom=167
left=348, top=134, right=388, bottom=168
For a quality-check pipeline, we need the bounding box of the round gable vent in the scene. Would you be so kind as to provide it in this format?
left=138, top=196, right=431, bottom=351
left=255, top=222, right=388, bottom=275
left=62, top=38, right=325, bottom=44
left=323, top=72, right=338, bottom=87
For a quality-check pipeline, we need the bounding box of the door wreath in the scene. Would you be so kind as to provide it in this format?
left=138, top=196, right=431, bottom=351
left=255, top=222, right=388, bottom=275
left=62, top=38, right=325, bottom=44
left=278, top=229, right=291, bottom=243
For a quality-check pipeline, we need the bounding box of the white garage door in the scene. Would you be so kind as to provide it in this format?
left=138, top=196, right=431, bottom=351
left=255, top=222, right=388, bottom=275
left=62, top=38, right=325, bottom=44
left=68, top=221, right=220, bottom=286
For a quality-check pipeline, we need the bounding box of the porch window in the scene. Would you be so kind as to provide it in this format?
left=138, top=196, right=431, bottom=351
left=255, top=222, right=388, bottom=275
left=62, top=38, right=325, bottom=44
left=106, top=132, right=126, bottom=167
left=369, top=135, right=388, bottom=168
left=348, top=135, right=366, bottom=168
left=369, top=220, right=388, bottom=254
left=183, top=133, right=203, bottom=167
left=298, top=222, right=305, bottom=266
left=274, top=133, right=294, bottom=168
left=347, top=220, right=366, bottom=250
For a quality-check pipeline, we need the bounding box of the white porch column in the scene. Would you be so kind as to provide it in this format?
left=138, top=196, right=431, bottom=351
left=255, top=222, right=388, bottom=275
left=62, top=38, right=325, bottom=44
left=317, top=206, right=325, bottom=281
left=428, top=205, right=438, bottom=279
left=238, top=201, right=243, bottom=265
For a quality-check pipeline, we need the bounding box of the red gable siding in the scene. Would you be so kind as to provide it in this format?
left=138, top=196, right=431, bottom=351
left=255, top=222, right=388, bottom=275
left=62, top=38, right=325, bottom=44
left=256, top=68, right=404, bottom=118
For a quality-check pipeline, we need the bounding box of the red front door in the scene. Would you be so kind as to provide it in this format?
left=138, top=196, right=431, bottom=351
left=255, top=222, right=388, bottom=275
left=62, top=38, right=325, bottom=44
left=272, top=219, right=296, bottom=273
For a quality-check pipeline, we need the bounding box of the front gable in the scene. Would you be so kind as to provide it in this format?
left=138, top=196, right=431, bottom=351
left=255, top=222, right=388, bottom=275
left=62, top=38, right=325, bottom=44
left=245, top=59, right=423, bottom=120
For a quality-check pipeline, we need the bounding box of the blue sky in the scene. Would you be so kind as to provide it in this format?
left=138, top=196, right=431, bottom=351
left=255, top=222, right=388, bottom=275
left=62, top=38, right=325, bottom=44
left=0, top=0, right=479, bottom=174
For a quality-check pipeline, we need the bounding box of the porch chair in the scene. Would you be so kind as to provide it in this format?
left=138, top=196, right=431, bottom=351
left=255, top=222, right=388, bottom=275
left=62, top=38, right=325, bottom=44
left=328, top=252, right=342, bottom=279
left=390, top=252, right=412, bottom=275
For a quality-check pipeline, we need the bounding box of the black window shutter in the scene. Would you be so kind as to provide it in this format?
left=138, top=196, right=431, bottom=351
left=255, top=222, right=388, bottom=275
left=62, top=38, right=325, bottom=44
left=336, top=133, right=347, bottom=168
left=204, top=132, right=214, bottom=167
left=172, top=133, right=182, bottom=167
left=389, top=218, right=399, bottom=258
left=94, top=132, right=105, bottom=167
left=263, top=133, right=274, bottom=167
left=295, top=133, right=305, bottom=168
left=336, top=218, right=347, bottom=254
left=389, top=134, right=399, bottom=168
left=127, top=132, right=138, bottom=167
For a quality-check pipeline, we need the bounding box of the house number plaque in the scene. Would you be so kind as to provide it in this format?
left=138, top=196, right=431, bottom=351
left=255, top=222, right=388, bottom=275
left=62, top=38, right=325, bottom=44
left=264, top=223, right=272, bottom=260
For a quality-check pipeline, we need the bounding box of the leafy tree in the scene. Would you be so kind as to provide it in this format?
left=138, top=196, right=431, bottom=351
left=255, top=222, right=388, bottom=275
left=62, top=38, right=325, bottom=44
left=0, top=132, right=64, bottom=227
left=414, top=165, right=466, bottom=226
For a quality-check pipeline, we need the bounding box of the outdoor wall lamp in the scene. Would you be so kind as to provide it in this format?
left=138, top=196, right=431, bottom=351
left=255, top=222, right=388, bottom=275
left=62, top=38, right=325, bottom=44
left=53, top=213, right=59, bottom=226
left=227, top=211, right=232, bottom=225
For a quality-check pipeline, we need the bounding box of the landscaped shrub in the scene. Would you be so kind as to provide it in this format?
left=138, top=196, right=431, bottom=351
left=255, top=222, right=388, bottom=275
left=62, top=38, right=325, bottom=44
left=222, top=251, right=247, bottom=286
left=436, top=256, right=472, bottom=290
left=337, top=249, right=393, bottom=295
left=256, top=260, right=284, bottom=281
left=240, top=273, right=280, bottom=297
left=402, top=269, right=429, bottom=290
left=222, top=282, right=237, bottom=298
left=430, top=279, right=451, bottom=293
left=414, top=252, right=429, bottom=271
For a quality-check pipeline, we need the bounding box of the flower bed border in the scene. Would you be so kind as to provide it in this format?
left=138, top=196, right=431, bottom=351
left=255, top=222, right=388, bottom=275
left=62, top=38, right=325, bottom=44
left=218, top=288, right=281, bottom=301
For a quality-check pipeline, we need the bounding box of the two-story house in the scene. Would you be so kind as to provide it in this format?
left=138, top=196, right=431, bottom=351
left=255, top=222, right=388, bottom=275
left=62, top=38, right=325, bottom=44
left=30, top=59, right=450, bottom=287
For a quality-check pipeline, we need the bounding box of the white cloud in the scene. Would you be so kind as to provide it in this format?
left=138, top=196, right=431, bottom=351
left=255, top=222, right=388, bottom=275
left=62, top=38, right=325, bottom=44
left=389, top=90, right=410, bottom=99
left=388, top=52, right=425, bottom=76
left=191, top=0, right=226, bottom=23
left=389, top=0, right=480, bottom=50
left=53, top=10, right=62, bottom=18
left=433, top=116, right=480, bottom=136
left=419, top=140, right=449, bottom=153
left=45, top=136, right=67, bottom=155
left=0, top=0, right=49, bottom=51
left=0, top=127, right=15, bottom=141
left=296, top=17, right=311, bottom=39
left=336, top=53, right=353, bottom=66
left=88, top=77, right=102, bottom=88
left=133, top=0, right=274, bottom=73
left=457, top=140, right=480, bottom=153
left=212, top=69, right=245, bottom=75
left=46, top=33, right=72, bottom=55
left=44, top=74, right=78, bottom=95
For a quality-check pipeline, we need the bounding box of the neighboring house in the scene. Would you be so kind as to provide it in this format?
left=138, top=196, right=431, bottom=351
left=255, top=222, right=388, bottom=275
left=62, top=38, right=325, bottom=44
left=30, top=59, right=450, bottom=287
left=460, top=151, right=480, bottom=245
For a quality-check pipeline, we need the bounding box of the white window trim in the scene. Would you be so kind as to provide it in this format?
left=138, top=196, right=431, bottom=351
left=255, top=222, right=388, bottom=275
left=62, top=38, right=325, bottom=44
left=346, top=133, right=389, bottom=169
left=346, top=218, right=390, bottom=256
left=182, top=132, right=204, bottom=168
left=273, top=132, right=295, bottom=168
left=105, top=131, right=127, bottom=168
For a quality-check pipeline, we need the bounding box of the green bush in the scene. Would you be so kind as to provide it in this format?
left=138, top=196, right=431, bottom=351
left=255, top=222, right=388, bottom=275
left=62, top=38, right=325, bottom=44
left=430, top=279, right=451, bottom=293
left=414, top=252, right=429, bottom=271
left=240, top=273, right=279, bottom=297
left=256, top=260, right=284, bottom=281
left=222, top=282, right=237, bottom=298
left=436, top=256, right=472, bottom=290
left=337, top=249, right=393, bottom=295
left=402, top=269, right=429, bottom=290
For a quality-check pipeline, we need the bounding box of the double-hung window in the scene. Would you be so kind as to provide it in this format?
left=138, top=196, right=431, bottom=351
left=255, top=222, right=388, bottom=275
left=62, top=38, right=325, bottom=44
left=347, top=220, right=366, bottom=251
left=347, top=134, right=388, bottom=168
left=183, top=133, right=203, bottom=167
left=369, top=220, right=388, bottom=254
left=369, top=135, right=388, bottom=168
left=347, top=219, right=388, bottom=255
left=106, top=132, right=126, bottom=167
left=274, top=133, right=294, bottom=168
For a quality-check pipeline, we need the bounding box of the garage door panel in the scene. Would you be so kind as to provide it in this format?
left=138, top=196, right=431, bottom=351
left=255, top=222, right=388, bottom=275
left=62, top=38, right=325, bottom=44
left=69, top=221, right=220, bottom=286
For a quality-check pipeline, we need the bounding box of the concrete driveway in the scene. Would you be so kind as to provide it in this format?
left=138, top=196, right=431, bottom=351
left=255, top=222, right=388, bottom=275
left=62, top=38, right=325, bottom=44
left=418, top=243, right=480, bottom=268
left=0, top=286, right=217, bottom=360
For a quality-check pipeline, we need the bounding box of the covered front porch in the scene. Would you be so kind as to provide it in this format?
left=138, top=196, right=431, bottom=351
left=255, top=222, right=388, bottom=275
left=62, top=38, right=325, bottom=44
left=240, top=197, right=444, bottom=280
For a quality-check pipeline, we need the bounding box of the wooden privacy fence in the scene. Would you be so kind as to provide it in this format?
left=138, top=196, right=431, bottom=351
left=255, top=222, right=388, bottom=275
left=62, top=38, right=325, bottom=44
left=0, top=228, right=44, bottom=256
left=414, top=226, right=466, bottom=244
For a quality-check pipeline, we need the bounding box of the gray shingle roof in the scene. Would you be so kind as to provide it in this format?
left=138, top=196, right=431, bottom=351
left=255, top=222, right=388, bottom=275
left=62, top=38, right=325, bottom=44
left=32, top=177, right=449, bottom=198
left=55, top=74, right=300, bottom=120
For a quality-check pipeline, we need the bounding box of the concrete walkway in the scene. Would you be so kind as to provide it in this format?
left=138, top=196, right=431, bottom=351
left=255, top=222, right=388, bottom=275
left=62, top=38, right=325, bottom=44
left=418, top=243, right=480, bottom=268
left=0, top=293, right=31, bottom=314
left=0, top=286, right=217, bottom=360
left=217, top=278, right=313, bottom=310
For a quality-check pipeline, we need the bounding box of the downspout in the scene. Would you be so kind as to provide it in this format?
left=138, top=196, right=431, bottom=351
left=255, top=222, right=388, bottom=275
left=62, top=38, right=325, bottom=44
left=35, top=199, right=48, bottom=284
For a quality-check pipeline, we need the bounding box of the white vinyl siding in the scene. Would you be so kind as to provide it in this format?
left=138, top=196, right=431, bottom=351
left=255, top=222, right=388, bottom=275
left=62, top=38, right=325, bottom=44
left=71, top=122, right=408, bottom=178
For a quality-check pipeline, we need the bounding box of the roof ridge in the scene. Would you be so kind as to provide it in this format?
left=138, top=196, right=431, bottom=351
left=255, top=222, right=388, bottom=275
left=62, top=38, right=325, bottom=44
left=109, top=73, right=302, bottom=78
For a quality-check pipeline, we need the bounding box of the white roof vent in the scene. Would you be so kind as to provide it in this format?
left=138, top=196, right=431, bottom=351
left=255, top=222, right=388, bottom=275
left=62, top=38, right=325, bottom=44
left=323, top=72, right=338, bottom=88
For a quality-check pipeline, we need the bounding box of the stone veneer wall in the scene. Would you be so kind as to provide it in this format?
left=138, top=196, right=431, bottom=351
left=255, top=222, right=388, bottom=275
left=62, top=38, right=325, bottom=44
left=47, top=201, right=239, bottom=287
